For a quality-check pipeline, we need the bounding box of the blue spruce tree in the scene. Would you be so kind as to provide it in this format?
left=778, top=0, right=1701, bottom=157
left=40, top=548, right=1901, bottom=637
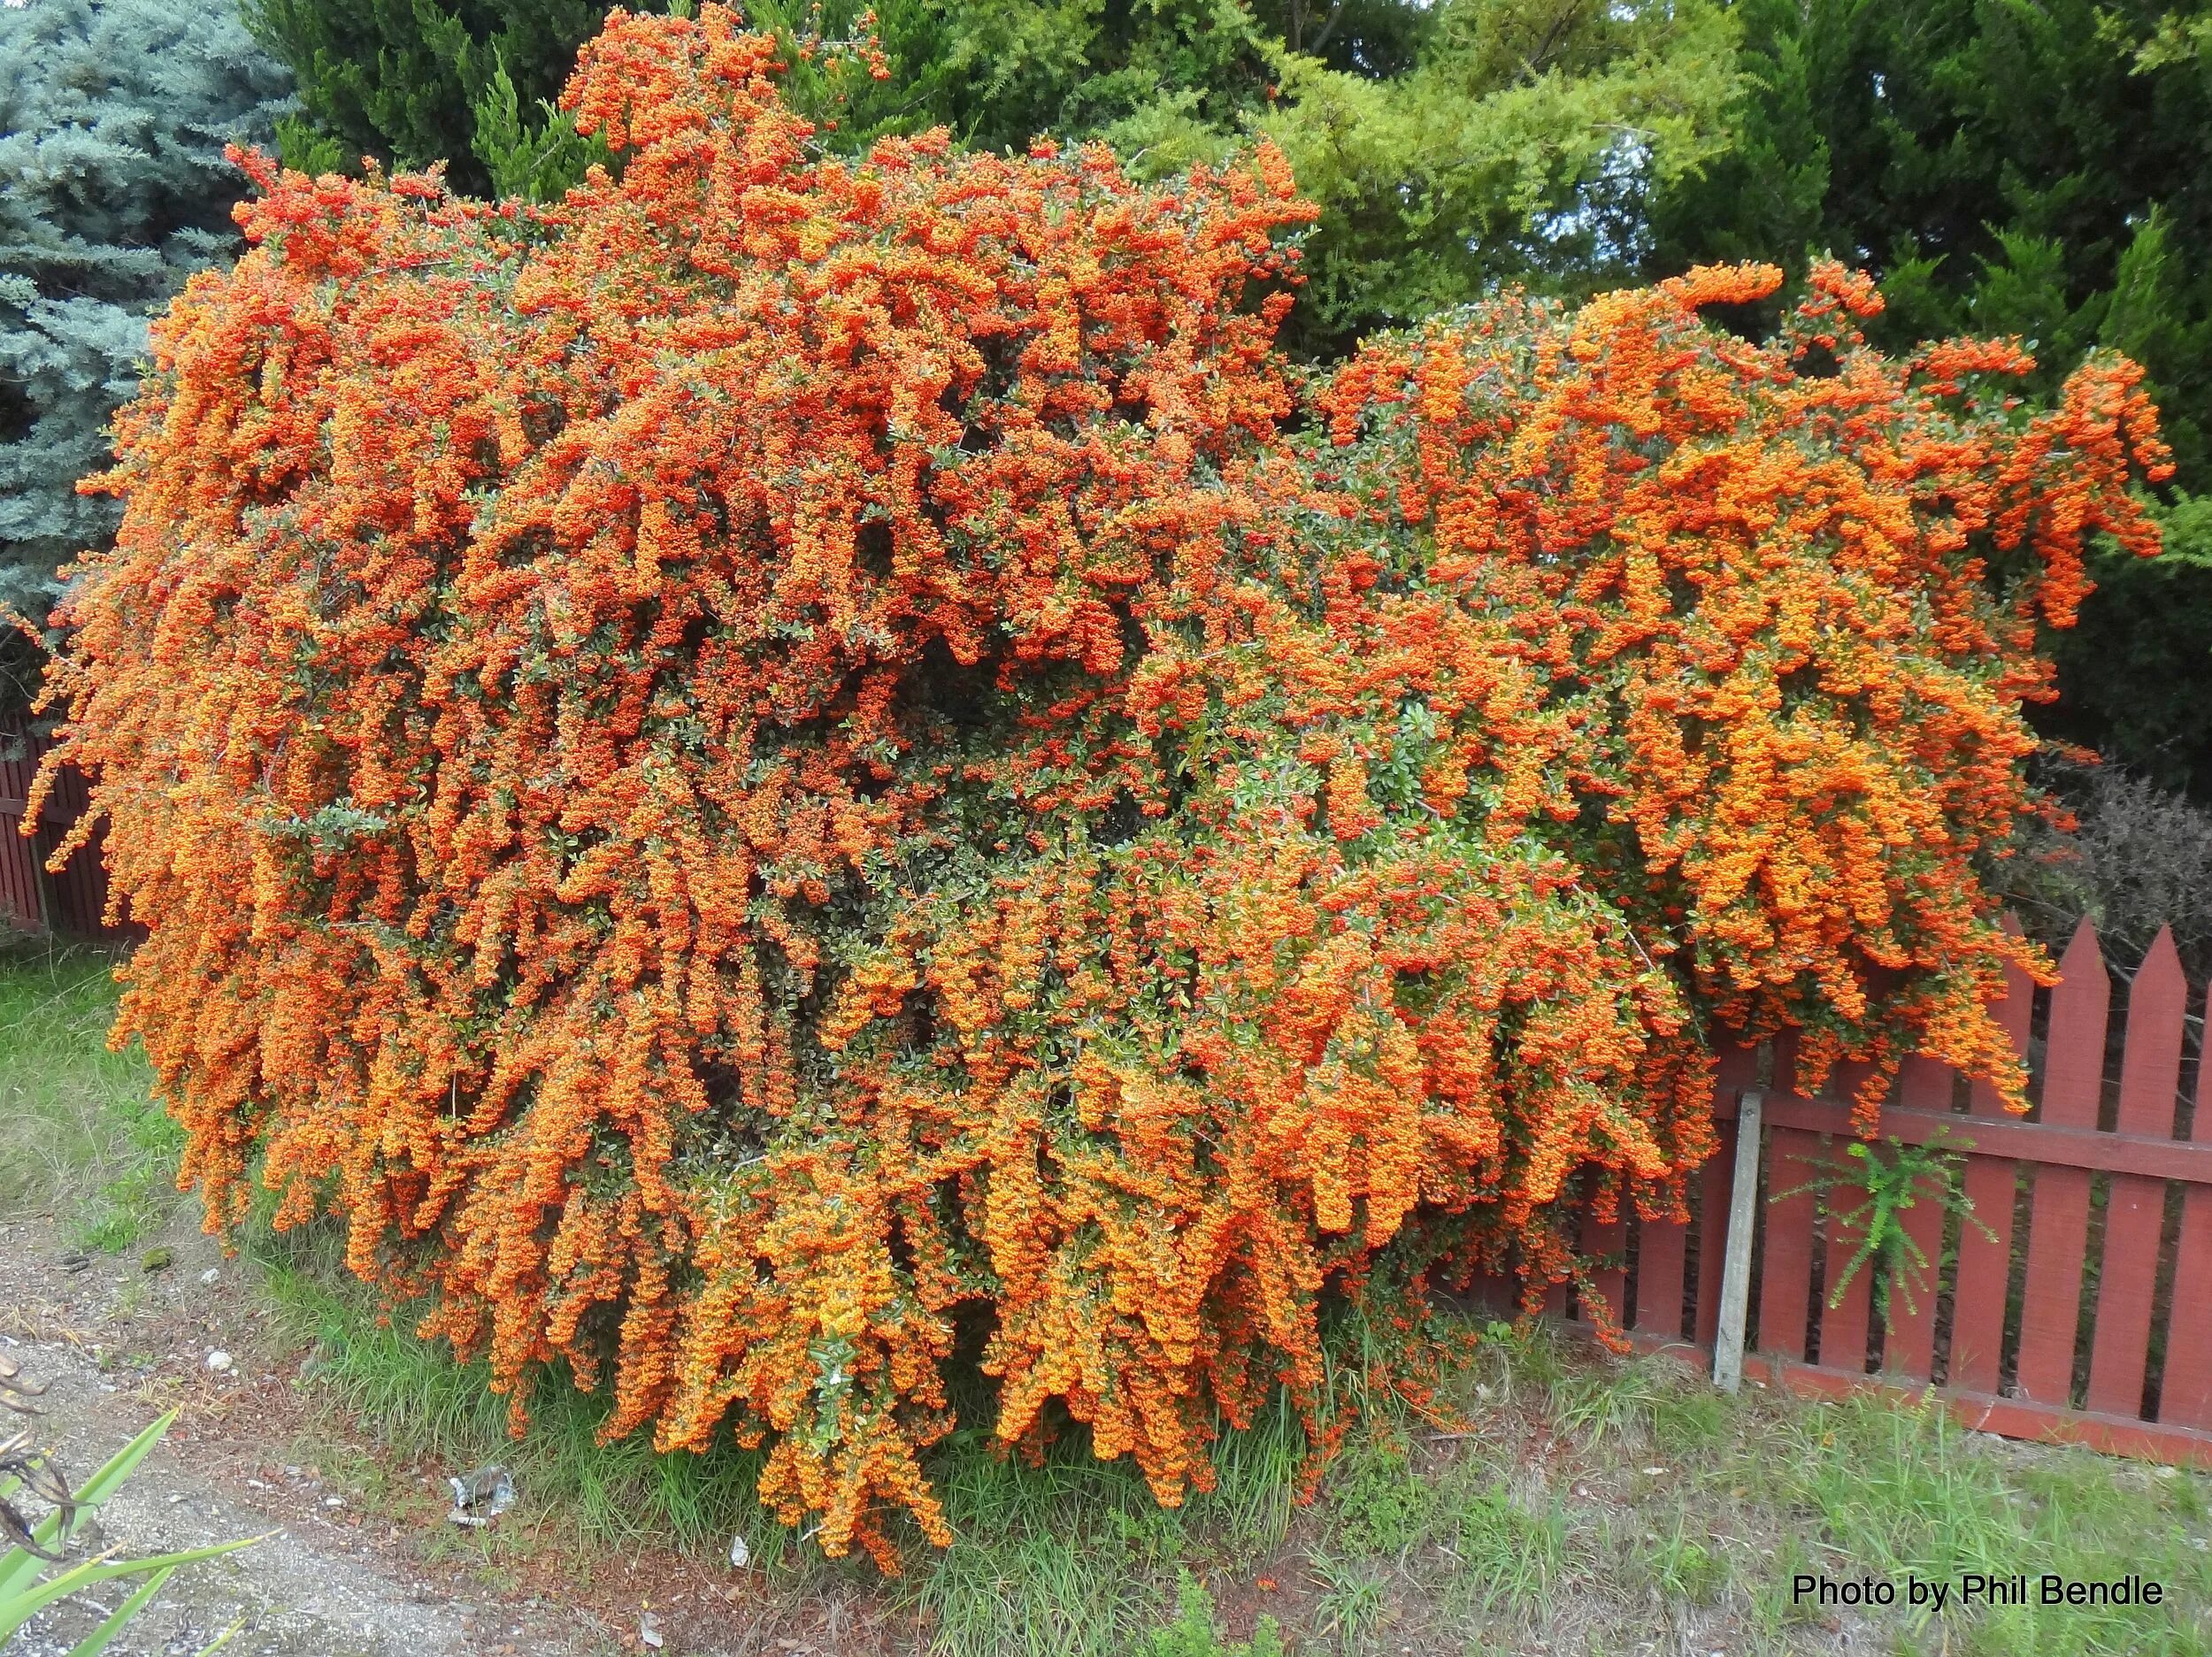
left=0, top=0, right=291, bottom=707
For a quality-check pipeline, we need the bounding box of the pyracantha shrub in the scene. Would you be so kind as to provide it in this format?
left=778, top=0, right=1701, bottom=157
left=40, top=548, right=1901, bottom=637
left=35, top=6, right=2169, bottom=1565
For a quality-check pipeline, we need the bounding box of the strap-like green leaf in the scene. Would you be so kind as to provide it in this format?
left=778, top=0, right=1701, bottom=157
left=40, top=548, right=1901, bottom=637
left=64, top=1561, right=175, bottom=1656
left=196, top=1612, right=249, bottom=1653
left=0, top=1532, right=268, bottom=1644
left=0, top=1411, right=176, bottom=1604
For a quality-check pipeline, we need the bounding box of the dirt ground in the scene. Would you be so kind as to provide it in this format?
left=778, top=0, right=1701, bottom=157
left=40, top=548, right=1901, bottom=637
left=0, top=1212, right=622, bottom=1657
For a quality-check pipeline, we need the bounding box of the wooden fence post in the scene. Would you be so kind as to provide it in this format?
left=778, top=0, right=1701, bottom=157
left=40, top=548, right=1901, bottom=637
left=1712, top=1087, right=1764, bottom=1392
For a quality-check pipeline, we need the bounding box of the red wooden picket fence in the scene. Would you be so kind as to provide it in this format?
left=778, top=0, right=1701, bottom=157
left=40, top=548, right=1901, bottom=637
left=1575, top=918, right=2212, bottom=1469
left=0, top=721, right=123, bottom=939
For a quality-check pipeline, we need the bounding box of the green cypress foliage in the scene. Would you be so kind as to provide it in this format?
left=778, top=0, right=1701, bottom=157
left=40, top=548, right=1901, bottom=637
left=245, top=0, right=639, bottom=196
left=1650, top=0, right=2212, bottom=478
left=810, top=0, right=1748, bottom=352
left=468, top=47, right=609, bottom=202
left=0, top=0, right=291, bottom=707
left=1259, top=0, right=1744, bottom=352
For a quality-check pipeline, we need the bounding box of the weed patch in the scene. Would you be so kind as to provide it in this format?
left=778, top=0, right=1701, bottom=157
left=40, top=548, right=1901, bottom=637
left=0, top=943, right=178, bottom=1250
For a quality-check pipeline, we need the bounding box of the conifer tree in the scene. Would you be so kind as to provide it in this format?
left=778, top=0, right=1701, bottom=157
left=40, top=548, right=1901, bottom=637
left=1259, top=0, right=1743, bottom=350
left=244, top=0, right=613, bottom=196
left=0, top=0, right=292, bottom=708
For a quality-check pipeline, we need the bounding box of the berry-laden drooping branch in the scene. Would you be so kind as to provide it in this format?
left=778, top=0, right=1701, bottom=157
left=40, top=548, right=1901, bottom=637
left=32, top=4, right=2170, bottom=1566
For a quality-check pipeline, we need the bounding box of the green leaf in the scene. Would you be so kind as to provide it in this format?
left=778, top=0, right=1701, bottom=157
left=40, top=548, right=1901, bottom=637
left=0, top=1411, right=175, bottom=1602
left=64, top=1562, right=175, bottom=1657
left=0, top=1536, right=268, bottom=1645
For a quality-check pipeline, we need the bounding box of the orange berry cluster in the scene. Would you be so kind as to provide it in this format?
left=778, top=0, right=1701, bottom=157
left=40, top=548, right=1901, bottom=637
left=1309, top=263, right=2167, bottom=1132
left=33, top=7, right=2168, bottom=1565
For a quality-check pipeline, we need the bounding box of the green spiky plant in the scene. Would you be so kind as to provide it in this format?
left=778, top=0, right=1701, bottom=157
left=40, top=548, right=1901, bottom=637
left=1771, top=1130, right=1997, bottom=1319
left=0, top=1354, right=261, bottom=1653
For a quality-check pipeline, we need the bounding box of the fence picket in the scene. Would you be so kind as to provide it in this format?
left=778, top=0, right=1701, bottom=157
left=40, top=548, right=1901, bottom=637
left=1, top=725, right=44, bottom=931
left=0, top=832, right=37, bottom=930
left=1881, top=1055, right=1955, bottom=1379
left=1581, top=1206, right=1626, bottom=1333
left=1815, top=1061, right=1881, bottom=1372
left=1952, top=937, right=2034, bottom=1392
left=1539, top=916, right=2212, bottom=1465
left=1694, top=1044, right=1759, bottom=1346
left=1757, top=1039, right=1819, bottom=1360
left=1694, top=1118, right=1734, bottom=1346
left=2087, top=928, right=2186, bottom=1415
left=2015, top=920, right=2107, bottom=1407
left=0, top=725, right=127, bottom=938
left=1633, top=1212, right=1686, bottom=1340
left=2158, top=980, right=2212, bottom=1430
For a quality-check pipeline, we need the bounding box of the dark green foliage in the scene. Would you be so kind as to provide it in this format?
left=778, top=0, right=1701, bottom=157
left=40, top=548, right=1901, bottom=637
left=1644, top=0, right=1826, bottom=273
left=2042, top=500, right=2212, bottom=799
left=244, top=0, right=615, bottom=196
left=243, top=0, right=1279, bottom=196
left=249, top=0, right=1425, bottom=191
left=0, top=0, right=290, bottom=709
left=1653, top=0, right=2212, bottom=460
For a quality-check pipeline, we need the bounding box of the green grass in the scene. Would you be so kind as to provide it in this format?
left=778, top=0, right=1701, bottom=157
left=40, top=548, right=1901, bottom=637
left=251, top=1219, right=780, bottom=1563
left=0, top=941, right=180, bottom=1250
left=1446, top=1336, right=2212, bottom=1656
left=250, top=1244, right=2211, bottom=1654
left=250, top=1215, right=1316, bottom=1654
left=1718, top=1391, right=2212, bottom=1655
left=4, top=947, right=2210, bottom=1654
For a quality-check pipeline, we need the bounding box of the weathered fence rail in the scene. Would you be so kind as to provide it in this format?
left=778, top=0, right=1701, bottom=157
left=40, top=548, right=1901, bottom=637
left=1582, top=919, right=2212, bottom=1469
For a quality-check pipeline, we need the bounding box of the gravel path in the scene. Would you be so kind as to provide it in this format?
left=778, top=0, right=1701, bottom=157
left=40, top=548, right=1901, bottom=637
left=0, top=1217, right=611, bottom=1657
